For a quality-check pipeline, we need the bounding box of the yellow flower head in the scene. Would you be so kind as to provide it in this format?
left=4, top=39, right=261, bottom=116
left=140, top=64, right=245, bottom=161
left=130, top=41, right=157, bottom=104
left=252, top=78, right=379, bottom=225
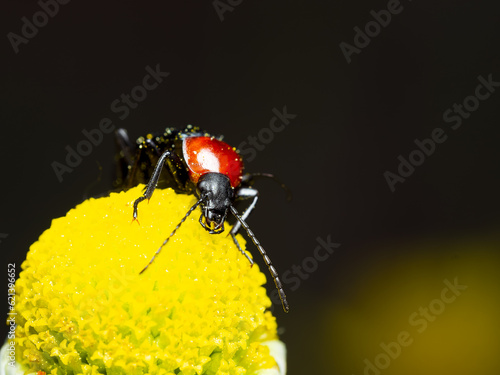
left=8, top=186, right=284, bottom=375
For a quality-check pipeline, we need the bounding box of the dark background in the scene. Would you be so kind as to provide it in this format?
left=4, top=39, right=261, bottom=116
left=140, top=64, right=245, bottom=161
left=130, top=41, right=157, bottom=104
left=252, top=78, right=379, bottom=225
left=2, top=1, right=500, bottom=374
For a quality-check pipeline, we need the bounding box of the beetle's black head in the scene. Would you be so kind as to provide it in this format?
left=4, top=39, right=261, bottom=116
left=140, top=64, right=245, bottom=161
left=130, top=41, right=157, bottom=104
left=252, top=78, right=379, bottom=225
left=197, top=173, right=234, bottom=234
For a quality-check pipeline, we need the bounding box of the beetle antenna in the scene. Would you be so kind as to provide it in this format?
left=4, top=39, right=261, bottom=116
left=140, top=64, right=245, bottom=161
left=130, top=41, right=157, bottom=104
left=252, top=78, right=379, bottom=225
left=229, top=205, right=289, bottom=313
left=139, top=197, right=204, bottom=274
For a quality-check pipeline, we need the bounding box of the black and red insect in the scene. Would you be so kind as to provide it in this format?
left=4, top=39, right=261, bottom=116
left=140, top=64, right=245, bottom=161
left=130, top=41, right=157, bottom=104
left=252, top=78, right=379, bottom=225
left=114, top=125, right=290, bottom=312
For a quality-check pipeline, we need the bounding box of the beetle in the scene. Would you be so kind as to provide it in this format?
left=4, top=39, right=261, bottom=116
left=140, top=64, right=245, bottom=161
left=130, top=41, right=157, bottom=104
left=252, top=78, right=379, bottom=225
left=114, top=125, right=290, bottom=312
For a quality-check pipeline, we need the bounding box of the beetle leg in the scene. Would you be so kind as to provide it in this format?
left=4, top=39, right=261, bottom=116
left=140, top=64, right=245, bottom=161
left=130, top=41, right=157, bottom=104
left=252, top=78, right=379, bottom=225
left=231, top=233, right=254, bottom=266
left=133, top=149, right=185, bottom=220
left=230, top=187, right=259, bottom=238
left=229, top=187, right=259, bottom=265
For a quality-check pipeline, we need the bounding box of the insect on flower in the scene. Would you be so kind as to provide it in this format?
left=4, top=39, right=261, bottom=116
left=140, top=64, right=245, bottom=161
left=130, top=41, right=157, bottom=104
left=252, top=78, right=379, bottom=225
left=114, top=125, right=290, bottom=312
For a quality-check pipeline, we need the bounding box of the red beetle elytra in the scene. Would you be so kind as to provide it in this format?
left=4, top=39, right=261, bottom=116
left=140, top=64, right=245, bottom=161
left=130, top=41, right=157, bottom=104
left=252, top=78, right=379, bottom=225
left=115, top=125, right=289, bottom=312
